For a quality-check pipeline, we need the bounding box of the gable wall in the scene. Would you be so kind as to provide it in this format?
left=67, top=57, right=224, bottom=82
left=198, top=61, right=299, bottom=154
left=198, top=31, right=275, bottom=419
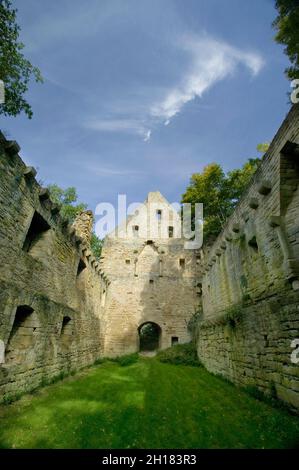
left=100, top=195, right=201, bottom=356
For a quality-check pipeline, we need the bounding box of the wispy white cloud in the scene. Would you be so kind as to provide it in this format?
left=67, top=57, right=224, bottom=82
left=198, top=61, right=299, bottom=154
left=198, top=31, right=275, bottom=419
left=151, top=35, right=264, bottom=123
left=84, top=34, right=264, bottom=142
left=143, top=130, right=152, bottom=142
left=85, top=118, right=152, bottom=142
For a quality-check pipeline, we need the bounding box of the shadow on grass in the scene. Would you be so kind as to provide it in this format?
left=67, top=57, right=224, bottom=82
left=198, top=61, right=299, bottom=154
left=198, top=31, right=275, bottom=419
left=0, top=362, right=147, bottom=449
left=0, top=359, right=299, bottom=449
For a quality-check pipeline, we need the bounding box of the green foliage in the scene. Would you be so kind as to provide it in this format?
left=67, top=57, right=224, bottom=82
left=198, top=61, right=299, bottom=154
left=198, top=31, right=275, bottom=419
left=48, top=184, right=103, bottom=259
left=0, top=0, right=43, bottom=118
left=2, top=392, right=22, bottom=405
left=95, top=353, right=139, bottom=367
left=156, top=342, right=201, bottom=367
left=93, top=357, right=105, bottom=366
left=273, top=0, right=299, bottom=80
left=110, top=353, right=139, bottom=367
left=256, top=142, right=270, bottom=154
left=90, top=233, right=103, bottom=259
left=245, top=385, right=268, bottom=401
left=48, top=184, right=87, bottom=223
left=182, top=158, right=260, bottom=240
left=224, top=305, right=242, bottom=327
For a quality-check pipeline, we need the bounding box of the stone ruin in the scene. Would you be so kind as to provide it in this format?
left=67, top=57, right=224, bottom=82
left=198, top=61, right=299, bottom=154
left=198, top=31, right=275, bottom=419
left=0, top=103, right=298, bottom=411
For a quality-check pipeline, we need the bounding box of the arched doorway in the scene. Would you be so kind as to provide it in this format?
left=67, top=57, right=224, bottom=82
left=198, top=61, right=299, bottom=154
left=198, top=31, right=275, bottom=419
left=138, top=322, right=161, bottom=352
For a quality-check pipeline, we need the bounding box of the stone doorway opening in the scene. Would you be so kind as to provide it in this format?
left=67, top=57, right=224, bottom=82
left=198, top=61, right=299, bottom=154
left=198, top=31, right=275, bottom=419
left=138, top=322, right=161, bottom=352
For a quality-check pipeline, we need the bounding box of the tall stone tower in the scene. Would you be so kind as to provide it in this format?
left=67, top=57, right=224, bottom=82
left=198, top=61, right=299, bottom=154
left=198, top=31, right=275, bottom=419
left=99, top=191, right=202, bottom=356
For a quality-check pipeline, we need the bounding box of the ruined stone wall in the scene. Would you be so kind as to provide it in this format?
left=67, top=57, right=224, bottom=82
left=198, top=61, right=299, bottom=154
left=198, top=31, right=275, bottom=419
left=100, top=192, right=201, bottom=356
left=197, top=104, right=299, bottom=410
left=0, top=133, right=103, bottom=401
left=1, top=104, right=298, bottom=411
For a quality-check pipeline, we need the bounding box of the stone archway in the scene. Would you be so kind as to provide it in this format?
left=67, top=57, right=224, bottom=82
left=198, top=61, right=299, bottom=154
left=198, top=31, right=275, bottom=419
left=138, top=322, right=161, bottom=352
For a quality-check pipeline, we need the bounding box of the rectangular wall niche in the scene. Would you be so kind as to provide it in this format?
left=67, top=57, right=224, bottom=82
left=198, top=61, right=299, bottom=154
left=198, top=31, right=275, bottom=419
left=248, top=235, right=259, bottom=252
left=76, top=258, right=87, bottom=293
left=60, top=316, right=73, bottom=351
left=77, top=258, right=87, bottom=276
left=23, top=211, right=51, bottom=256
left=171, top=336, right=179, bottom=346
left=5, top=305, right=37, bottom=364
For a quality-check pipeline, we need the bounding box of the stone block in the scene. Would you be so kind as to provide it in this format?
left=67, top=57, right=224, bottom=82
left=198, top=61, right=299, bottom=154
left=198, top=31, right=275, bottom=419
left=5, top=140, right=20, bottom=155
left=23, top=166, right=37, bottom=179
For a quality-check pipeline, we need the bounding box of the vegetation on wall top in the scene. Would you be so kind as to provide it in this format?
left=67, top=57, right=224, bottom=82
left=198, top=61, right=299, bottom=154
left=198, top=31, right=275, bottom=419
left=48, top=184, right=103, bottom=259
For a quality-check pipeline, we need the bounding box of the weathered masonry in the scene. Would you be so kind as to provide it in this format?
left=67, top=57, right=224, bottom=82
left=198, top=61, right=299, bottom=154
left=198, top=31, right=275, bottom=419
left=0, top=104, right=298, bottom=412
left=100, top=191, right=201, bottom=356
left=197, top=104, right=299, bottom=411
left=0, top=132, right=105, bottom=401
left=0, top=134, right=200, bottom=400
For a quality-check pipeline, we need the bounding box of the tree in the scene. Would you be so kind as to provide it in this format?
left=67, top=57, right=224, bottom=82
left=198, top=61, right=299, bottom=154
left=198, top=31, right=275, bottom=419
left=0, top=0, right=43, bottom=118
left=90, top=233, right=103, bottom=259
left=48, top=184, right=103, bottom=259
left=181, top=157, right=260, bottom=241
left=273, top=0, right=299, bottom=80
left=256, top=142, right=270, bottom=154
left=48, top=185, right=87, bottom=222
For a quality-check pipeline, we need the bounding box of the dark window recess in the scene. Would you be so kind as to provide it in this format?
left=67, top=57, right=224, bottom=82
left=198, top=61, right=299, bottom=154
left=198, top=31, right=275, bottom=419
left=171, top=336, right=179, bottom=346
left=196, top=282, right=202, bottom=296
left=149, top=279, right=154, bottom=284
left=60, top=316, right=73, bottom=349
left=146, top=240, right=153, bottom=245
left=77, top=258, right=86, bottom=276
left=125, top=259, right=131, bottom=265
left=5, top=305, right=35, bottom=364
left=61, top=316, right=72, bottom=334
left=179, top=258, right=185, bottom=268
left=248, top=236, right=259, bottom=252
left=156, top=210, right=162, bottom=220
left=168, top=226, right=174, bottom=238
left=23, top=211, right=50, bottom=253
left=13, top=305, right=34, bottom=325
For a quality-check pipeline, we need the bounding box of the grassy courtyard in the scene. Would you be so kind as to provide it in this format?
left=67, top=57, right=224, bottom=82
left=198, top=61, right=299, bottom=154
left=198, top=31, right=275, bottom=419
left=0, top=358, right=299, bottom=449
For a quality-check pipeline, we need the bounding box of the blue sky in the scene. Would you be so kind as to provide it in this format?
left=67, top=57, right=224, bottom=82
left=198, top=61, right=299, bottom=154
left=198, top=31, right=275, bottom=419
left=1, top=0, right=291, bottom=213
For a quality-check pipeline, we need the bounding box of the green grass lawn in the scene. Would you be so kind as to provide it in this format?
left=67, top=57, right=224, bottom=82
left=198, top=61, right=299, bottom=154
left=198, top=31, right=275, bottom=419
left=0, top=358, right=299, bottom=449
